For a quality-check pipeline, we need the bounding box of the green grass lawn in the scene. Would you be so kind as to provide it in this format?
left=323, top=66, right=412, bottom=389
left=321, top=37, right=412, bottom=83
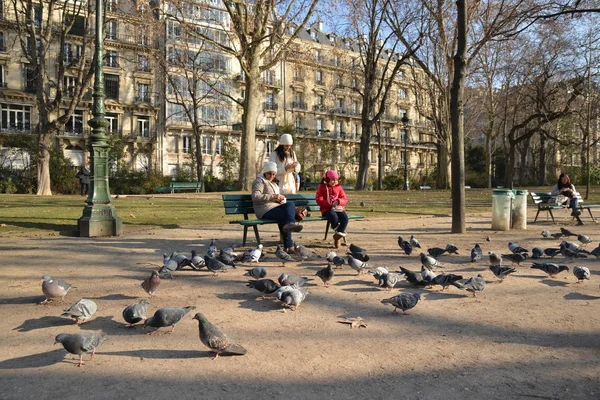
left=1, top=187, right=599, bottom=236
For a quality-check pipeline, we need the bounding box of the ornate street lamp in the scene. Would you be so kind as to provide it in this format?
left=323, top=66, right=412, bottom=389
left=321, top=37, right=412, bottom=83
left=78, top=0, right=122, bottom=237
left=401, top=113, right=410, bottom=191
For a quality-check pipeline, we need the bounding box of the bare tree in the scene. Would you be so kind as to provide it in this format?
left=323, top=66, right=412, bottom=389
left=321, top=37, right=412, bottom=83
left=10, top=0, right=95, bottom=195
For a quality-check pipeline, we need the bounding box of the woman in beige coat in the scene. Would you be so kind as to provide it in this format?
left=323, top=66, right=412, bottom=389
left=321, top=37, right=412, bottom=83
left=268, top=133, right=300, bottom=194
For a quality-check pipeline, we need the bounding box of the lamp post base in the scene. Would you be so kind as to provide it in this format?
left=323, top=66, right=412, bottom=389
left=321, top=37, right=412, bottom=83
left=78, top=204, right=122, bottom=237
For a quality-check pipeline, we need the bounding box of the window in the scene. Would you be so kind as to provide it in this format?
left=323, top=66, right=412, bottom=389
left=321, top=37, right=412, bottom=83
left=336, top=98, right=343, bottom=109
left=264, top=70, right=274, bottom=85
left=314, top=49, right=321, bottom=62
left=316, top=119, right=323, bottom=133
left=383, top=127, right=390, bottom=138
left=317, top=95, right=323, bottom=105
left=66, top=16, right=85, bottom=37
left=295, top=117, right=302, bottom=128
left=107, top=0, right=118, bottom=13
left=337, top=147, right=342, bottom=161
left=24, top=64, right=36, bottom=93
left=0, top=104, right=31, bottom=132
left=137, top=83, right=150, bottom=103
left=336, top=121, right=342, bottom=136
left=352, top=77, right=358, bottom=88
left=138, top=55, right=150, bottom=72
left=369, top=148, right=376, bottom=164
left=397, top=69, right=404, bottom=80
left=336, top=75, right=341, bottom=86
left=310, top=29, right=316, bottom=40
left=105, top=50, right=118, bottom=68
left=215, top=137, right=223, bottom=155
left=353, top=101, right=359, bottom=113
left=398, top=88, right=407, bottom=100
left=106, top=20, right=117, bottom=40
left=65, top=110, right=84, bottom=134
left=182, top=136, right=191, bottom=153
left=315, top=70, right=323, bottom=84
left=137, top=116, right=150, bottom=138
left=167, top=102, right=188, bottom=123
left=64, top=43, right=82, bottom=64
left=266, top=141, right=274, bottom=153
left=0, top=32, right=5, bottom=52
left=399, top=108, right=407, bottom=118
left=104, top=74, right=120, bottom=100
left=240, top=89, right=245, bottom=99
left=202, top=136, right=213, bottom=155
left=265, top=93, right=275, bottom=110
left=352, top=124, right=358, bottom=137
left=0, top=65, right=5, bottom=88
left=106, top=113, right=118, bottom=133
left=63, top=76, right=77, bottom=97
left=200, top=105, right=231, bottom=124
left=334, top=55, right=340, bottom=66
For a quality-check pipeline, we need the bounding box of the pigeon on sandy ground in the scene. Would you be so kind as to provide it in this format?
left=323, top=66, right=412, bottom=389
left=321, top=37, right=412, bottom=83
left=541, top=230, right=550, bottom=238
left=41, top=275, right=73, bottom=304
left=530, top=262, right=570, bottom=278
left=410, top=235, right=421, bottom=249
left=204, top=255, right=236, bottom=275
left=591, top=245, right=600, bottom=259
left=381, top=293, right=421, bottom=314
left=276, top=286, right=308, bottom=311
left=61, top=299, right=98, bottom=324
left=501, top=253, right=528, bottom=266
left=190, top=250, right=205, bottom=269
left=170, top=252, right=192, bottom=270
left=488, top=252, right=502, bottom=266
left=316, top=264, right=335, bottom=288
left=508, top=242, right=529, bottom=254
left=420, top=253, right=443, bottom=269
left=420, top=265, right=436, bottom=282
left=399, top=266, right=428, bottom=287
left=398, top=236, right=413, bottom=255
left=427, top=247, right=446, bottom=258
left=207, top=239, right=218, bottom=257
left=243, top=244, right=263, bottom=263
left=54, top=332, right=106, bottom=367
left=347, top=254, right=369, bottom=275
left=445, top=244, right=459, bottom=255
left=275, top=245, right=295, bottom=267
left=158, top=255, right=178, bottom=278
left=378, top=272, right=403, bottom=291
left=470, top=244, right=483, bottom=262
left=370, top=266, right=389, bottom=281
left=293, top=242, right=321, bottom=261
left=193, top=312, right=247, bottom=360
left=562, top=241, right=591, bottom=255
left=429, top=274, right=463, bottom=291
left=550, top=232, right=564, bottom=240
left=577, top=234, right=593, bottom=246
left=144, top=306, right=196, bottom=335
left=331, top=255, right=345, bottom=268
left=532, top=247, right=544, bottom=259
left=246, top=279, right=280, bottom=298
left=452, top=275, right=486, bottom=297
left=560, top=243, right=588, bottom=262
left=141, top=271, right=160, bottom=297
left=278, top=273, right=308, bottom=287
left=560, top=227, right=577, bottom=237
left=348, top=243, right=369, bottom=262
left=544, top=248, right=561, bottom=258
left=217, top=250, right=237, bottom=267
left=244, top=267, right=267, bottom=280
left=573, top=266, right=590, bottom=283
left=489, top=266, right=517, bottom=282
left=122, top=300, right=149, bottom=328
left=325, top=251, right=337, bottom=263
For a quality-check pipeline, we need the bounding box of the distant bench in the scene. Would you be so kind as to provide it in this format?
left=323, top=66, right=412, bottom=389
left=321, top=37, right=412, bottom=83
left=530, top=191, right=599, bottom=223
left=156, top=181, right=203, bottom=194
left=222, top=193, right=365, bottom=245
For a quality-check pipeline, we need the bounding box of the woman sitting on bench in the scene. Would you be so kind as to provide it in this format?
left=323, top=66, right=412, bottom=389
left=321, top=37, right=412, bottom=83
left=551, top=172, right=583, bottom=225
left=252, top=161, right=303, bottom=254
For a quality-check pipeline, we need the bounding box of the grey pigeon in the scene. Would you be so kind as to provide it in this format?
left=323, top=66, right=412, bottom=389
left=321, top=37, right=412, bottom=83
left=204, top=255, right=236, bottom=275
left=470, top=244, right=483, bottom=262
left=399, top=266, right=428, bottom=287
left=41, top=275, right=73, bottom=304
left=488, top=252, right=502, bottom=266
left=370, top=266, right=389, bottom=280
left=348, top=243, right=370, bottom=262
left=171, top=252, right=192, bottom=270
left=346, top=254, right=369, bottom=275
left=276, top=286, right=308, bottom=311
left=430, top=274, right=463, bottom=291
left=221, top=245, right=238, bottom=258
left=381, top=293, right=421, bottom=314
left=141, top=271, right=160, bottom=297
left=559, top=243, right=587, bottom=262
left=532, top=247, right=544, bottom=259
left=560, top=227, right=577, bottom=237
left=315, top=264, right=335, bottom=287
left=573, top=266, right=590, bottom=283
left=246, top=279, right=280, bottom=297
left=190, top=250, right=205, bottom=269
left=278, top=273, right=308, bottom=287
left=325, top=251, right=337, bottom=263
left=61, top=299, right=98, bottom=324
left=420, top=265, right=436, bottom=282
left=409, top=235, right=421, bottom=248
left=217, top=250, right=237, bottom=267
left=243, top=244, right=263, bottom=263
left=427, top=247, right=446, bottom=258
left=398, top=236, right=413, bottom=255
left=445, top=244, right=459, bottom=255
left=590, top=245, right=600, bottom=259
left=122, top=300, right=149, bottom=328
left=541, top=230, right=550, bottom=238
left=420, top=252, right=443, bottom=269
left=508, top=242, right=529, bottom=254
left=531, top=262, right=569, bottom=278
left=244, top=266, right=267, bottom=280
left=207, top=239, right=218, bottom=257
left=544, top=248, right=561, bottom=258
left=501, top=253, right=527, bottom=266
left=294, top=242, right=321, bottom=261
left=332, top=256, right=345, bottom=268
left=562, top=241, right=591, bottom=255
left=452, top=274, right=486, bottom=297
left=489, top=266, right=517, bottom=282
left=193, top=312, right=247, bottom=360
left=144, top=306, right=196, bottom=334
left=577, top=234, right=592, bottom=246
left=379, top=272, right=403, bottom=290
left=158, top=255, right=178, bottom=278
left=54, top=332, right=107, bottom=367
left=550, top=232, right=564, bottom=240
left=275, top=245, right=295, bottom=266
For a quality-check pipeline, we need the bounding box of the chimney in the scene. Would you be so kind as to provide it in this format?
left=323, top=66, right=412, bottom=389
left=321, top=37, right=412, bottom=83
left=318, top=19, right=323, bottom=31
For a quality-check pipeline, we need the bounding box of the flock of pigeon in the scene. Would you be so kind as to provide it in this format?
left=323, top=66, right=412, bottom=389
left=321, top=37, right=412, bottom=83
left=40, top=227, right=596, bottom=367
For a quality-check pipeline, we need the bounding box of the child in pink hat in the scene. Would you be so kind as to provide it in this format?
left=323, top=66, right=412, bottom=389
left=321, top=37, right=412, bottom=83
left=315, top=170, right=349, bottom=248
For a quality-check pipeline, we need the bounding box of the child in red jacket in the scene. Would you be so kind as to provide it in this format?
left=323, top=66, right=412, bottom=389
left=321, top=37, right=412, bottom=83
left=315, top=170, right=349, bottom=248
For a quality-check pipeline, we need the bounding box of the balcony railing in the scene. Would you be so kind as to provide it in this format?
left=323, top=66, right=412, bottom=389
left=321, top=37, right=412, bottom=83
left=121, top=130, right=156, bottom=140
left=315, top=80, right=325, bottom=86
left=104, top=32, right=156, bottom=49
left=313, top=104, right=327, bottom=112
left=293, top=76, right=304, bottom=83
left=262, top=78, right=281, bottom=87
left=256, top=124, right=278, bottom=133
left=58, top=128, right=90, bottom=138
left=290, top=101, right=307, bottom=110
left=332, top=107, right=349, bottom=115
left=0, top=126, right=32, bottom=134
left=263, top=102, right=278, bottom=111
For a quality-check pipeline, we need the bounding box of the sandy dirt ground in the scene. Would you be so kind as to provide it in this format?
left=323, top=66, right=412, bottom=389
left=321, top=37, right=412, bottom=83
left=0, top=207, right=599, bottom=400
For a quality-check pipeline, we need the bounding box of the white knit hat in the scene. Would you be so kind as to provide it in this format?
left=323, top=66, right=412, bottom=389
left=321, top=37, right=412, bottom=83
left=279, top=134, right=293, bottom=145
left=261, top=161, right=277, bottom=174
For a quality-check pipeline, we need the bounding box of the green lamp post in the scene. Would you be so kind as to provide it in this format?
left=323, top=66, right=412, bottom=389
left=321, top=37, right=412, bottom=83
left=78, top=0, right=122, bottom=237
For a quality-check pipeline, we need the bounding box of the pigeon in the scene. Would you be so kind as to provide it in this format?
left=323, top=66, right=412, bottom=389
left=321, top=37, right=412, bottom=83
left=122, top=300, right=149, bottom=328
left=325, top=251, right=337, bottom=263
left=293, top=242, right=321, bottom=261
left=470, top=244, right=483, bottom=262
left=217, top=250, right=237, bottom=267
left=144, top=306, right=196, bottom=334
left=577, top=234, right=592, bottom=246
left=370, top=266, right=389, bottom=280
left=573, top=266, right=590, bottom=283
left=550, top=232, right=564, bottom=240
left=246, top=279, right=280, bottom=298
left=543, top=248, right=561, bottom=258
left=61, top=299, right=97, bottom=324
left=489, top=266, right=517, bottom=282
left=378, top=272, right=403, bottom=290
left=243, top=244, right=263, bottom=263
left=41, top=275, right=73, bottom=304
left=445, top=244, right=459, bottom=255
left=346, top=254, right=369, bottom=275
left=348, top=244, right=370, bottom=262
left=207, top=239, right=218, bottom=257
left=398, top=236, right=413, bottom=255
left=54, top=332, right=107, bottom=367
left=381, top=293, right=421, bottom=314
left=190, top=250, right=205, bottom=269
left=541, top=230, right=550, bottom=238
left=427, top=247, right=446, bottom=258
left=141, top=271, right=160, bottom=297
left=193, top=312, right=247, bottom=360
left=204, top=255, right=236, bottom=275
left=590, top=245, right=600, bottom=259
left=409, top=235, right=421, bottom=248
left=244, top=267, right=267, bottom=280
left=488, top=252, right=502, bottom=266
left=158, top=255, right=178, bottom=278
left=171, top=252, right=192, bottom=270
left=275, top=245, right=295, bottom=266
left=508, top=242, right=529, bottom=254
left=560, top=227, right=577, bottom=237
left=420, top=265, right=436, bottom=283
left=531, top=262, right=569, bottom=278
left=420, top=252, right=443, bottom=269
left=399, top=266, right=428, bottom=287
left=452, top=274, right=486, bottom=297
left=501, top=253, right=528, bottom=266
left=561, top=241, right=591, bottom=255
left=430, top=274, right=463, bottom=291
left=559, top=243, right=587, bottom=262
left=221, top=245, right=237, bottom=258
left=532, top=247, right=544, bottom=259
left=332, top=256, right=345, bottom=268
left=278, top=273, right=308, bottom=287
left=315, top=264, right=335, bottom=288
left=276, top=286, right=308, bottom=311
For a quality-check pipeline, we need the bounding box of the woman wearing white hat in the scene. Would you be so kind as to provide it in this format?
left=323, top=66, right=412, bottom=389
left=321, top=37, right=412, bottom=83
left=252, top=161, right=303, bottom=253
left=268, top=133, right=300, bottom=194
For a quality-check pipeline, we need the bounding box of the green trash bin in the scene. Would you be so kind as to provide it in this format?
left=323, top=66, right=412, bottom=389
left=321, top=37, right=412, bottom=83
left=512, top=189, right=528, bottom=230
left=492, top=189, right=514, bottom=231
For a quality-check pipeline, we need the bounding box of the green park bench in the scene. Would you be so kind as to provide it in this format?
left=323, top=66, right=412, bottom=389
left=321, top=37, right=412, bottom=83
left=530, top=191, right=599, bottom=223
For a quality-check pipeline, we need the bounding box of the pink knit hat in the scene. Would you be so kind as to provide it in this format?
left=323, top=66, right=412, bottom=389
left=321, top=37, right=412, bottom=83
left=325, top=170, right=339, bottom=180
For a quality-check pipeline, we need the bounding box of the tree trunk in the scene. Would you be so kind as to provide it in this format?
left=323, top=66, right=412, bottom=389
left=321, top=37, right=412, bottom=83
left=517, top=136, right=530, bottom=186
left=36, top=128, right=52, bottom=196
left=450, top=0, right=467, bottom=234
left=194, top=130, right=205, bottom=192
left=239, top=65, right=261, bottom=191
left=504, top=140, right=516, bottom=188
left=356, top=123, right=372, bottom=190
left=436, top=142, right=450, bottom=189
left=485, top=118, right=493, bottom=188
left=538, top=134, right=546, bottom=185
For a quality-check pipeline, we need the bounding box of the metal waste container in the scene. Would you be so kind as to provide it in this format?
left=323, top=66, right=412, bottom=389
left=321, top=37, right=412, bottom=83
left=492, top=189, right=514, bottom=231
left=512, top=189, right=528, bottom=230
